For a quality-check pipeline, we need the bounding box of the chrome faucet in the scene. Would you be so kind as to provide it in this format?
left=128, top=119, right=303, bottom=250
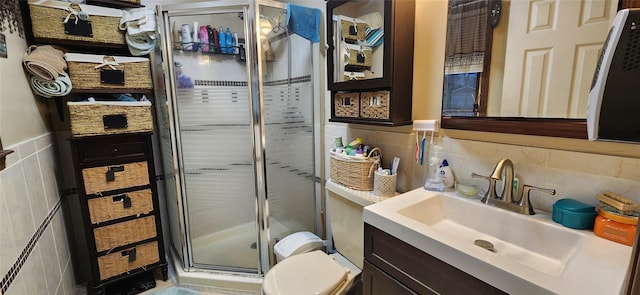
left=472, top=158, right=556, bottom=215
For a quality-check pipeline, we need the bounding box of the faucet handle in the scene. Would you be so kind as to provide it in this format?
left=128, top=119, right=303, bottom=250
left=518, top=185, right=556, bottom=215
left=472, top=173, right=499, bottom=203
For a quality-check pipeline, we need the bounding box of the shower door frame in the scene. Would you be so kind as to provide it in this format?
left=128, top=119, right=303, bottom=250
left=156, top=0, right=301, bottom=276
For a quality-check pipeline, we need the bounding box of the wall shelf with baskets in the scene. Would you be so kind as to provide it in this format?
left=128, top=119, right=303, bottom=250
left=326, top=0, right=416, bottom=126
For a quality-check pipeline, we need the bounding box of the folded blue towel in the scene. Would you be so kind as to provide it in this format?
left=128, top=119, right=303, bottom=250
left=286, top=3, right=321, bottom=43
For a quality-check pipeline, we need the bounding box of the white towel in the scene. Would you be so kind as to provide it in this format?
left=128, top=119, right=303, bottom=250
left=30, top=73, right=72, bottom=98
left=120, top=8, right=155, bottom=36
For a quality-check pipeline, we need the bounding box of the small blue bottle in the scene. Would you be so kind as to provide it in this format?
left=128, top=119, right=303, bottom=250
left=218, top=27, right=226, bottom=54
left=225, top=28, right=233, bottom=54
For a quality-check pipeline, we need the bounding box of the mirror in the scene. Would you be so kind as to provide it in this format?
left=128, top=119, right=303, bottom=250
left=441, top=0, right=629, bottom=138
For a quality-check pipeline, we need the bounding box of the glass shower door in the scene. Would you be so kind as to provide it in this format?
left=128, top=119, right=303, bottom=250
left=168, top=6, right=259, bottom=271
left=256, top=4, right=317, bottom=258
left=157, top=0, right=318, bottom=274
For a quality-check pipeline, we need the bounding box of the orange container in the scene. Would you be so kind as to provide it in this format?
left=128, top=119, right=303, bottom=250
left=593, top=208, right=638, bottom=246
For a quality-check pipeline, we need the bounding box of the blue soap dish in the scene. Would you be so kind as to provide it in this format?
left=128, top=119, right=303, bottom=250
left=552, top=199, right=597, bottom=230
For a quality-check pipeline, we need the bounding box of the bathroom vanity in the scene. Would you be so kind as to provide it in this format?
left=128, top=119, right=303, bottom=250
left=363, top=224, right=505, bottom=294
left=363, top=188, right=633, bottom=294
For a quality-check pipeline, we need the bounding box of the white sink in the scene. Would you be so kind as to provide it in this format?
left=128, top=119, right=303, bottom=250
left=364, top=188, right=632, bottom=294
left=396, top=194, right=584, bottom=276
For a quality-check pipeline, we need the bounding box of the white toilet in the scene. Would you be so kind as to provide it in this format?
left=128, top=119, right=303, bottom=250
left=262, top=188, right=367, bottom=295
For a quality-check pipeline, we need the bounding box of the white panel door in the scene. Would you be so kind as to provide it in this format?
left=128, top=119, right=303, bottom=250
left=500, top=0, right=617, bottom=118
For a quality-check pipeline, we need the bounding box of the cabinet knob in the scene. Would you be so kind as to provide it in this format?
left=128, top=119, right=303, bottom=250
left=112, top=148, right=118, bottom=155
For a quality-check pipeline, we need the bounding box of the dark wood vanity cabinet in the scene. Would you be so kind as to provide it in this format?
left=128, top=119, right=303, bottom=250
left=363, top=224, right=507, bottom=295
left=326, top=0, right=415, bottom=126
left=69, top=133, right=167, bottom=294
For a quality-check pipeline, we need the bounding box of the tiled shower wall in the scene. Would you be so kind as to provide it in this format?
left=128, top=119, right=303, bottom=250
left=0, top=133, right=76, bottom=294
left=325, top=123, right=640, bottom=212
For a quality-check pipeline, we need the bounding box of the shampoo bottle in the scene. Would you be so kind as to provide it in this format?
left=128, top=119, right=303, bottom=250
left=192, top=21, right=199, bottom=52
left=225, top=28, right=233, bottom=54
left=199, top=26, right=209, bottom=53
left=233, top=32, right=239, bottom=54
left=218, top=27, right=226, bottom=53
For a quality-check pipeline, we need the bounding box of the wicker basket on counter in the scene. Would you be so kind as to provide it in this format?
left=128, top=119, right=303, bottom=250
left=330, top=147, right=381, bottom=191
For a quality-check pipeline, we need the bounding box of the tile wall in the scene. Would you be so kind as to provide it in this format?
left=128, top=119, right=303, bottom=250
left=0, top=133, right=76, bottom=295
left=325, top=123, right=640, bottom=212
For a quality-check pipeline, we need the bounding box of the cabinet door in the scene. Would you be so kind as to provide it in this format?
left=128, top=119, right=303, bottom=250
left=363, top=260, right=424, bottom=295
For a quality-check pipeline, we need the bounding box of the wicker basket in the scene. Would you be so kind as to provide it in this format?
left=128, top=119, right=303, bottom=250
left=334, top=92, right=360, bottom=118
left=68, top=101, right=153, bottom=137
left=94, top=216, right=157, bottom=252
left=361, top=90, right=390, bottom=120
left=64, top=53, right=152, bottom=89
left=88, top=189, right=154, bottom=224
left=344, top=43, right=372, bottom=68
left=28, top=0, right=125, bottom=45
left=330, top=147, right=381, bottom=191
left=339, top=16, right=367, bottom=42
left=97, top=241, right=160, bottom=281
left=82, top=161, right=150, bottom=195
left=374, top=170, right=397, bottom=197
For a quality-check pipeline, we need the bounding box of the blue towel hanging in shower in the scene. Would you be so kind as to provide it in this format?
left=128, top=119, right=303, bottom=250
left=286, top=3, right=321, bottom=43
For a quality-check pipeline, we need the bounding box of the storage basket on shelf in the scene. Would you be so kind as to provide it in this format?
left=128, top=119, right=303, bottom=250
left=68, top=101, right=153, bottom=137
left=344, top=43, right=372, bottom=68
left=360, top=90, right=390, bottom=120
left=338, top=15, right=368, bottom=42
left=334, top=92, right=360, bottom=118
left=64, top=53, right=152, bottom=89
left=330, top=147, right=381, bottom=191
left=28, top=0, right=125, bottom=45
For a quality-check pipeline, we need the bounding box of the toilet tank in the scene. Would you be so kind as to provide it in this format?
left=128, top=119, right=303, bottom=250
left=326, top=188, right=371, bottom=269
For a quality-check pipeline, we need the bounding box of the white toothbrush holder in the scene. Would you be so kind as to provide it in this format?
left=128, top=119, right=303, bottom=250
left=374, top=170, right=397, bottom=197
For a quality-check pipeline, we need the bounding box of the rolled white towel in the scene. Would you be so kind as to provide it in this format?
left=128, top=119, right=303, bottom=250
left=30, top=73, right=72, bottom=98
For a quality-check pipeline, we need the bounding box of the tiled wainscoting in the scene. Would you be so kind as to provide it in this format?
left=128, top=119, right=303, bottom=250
left=0, top=133, right=76, bottom=294
left=325, top=123, right=640, bottom=212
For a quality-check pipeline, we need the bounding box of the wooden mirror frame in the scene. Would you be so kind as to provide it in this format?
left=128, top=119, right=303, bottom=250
left=441, top=0, right=637, bottom=139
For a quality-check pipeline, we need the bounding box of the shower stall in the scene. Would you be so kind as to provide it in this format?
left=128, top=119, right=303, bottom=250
left=152, top=0, right=320, bottom=276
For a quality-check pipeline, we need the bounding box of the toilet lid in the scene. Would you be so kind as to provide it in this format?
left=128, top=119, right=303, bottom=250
left=263, top=250, right=348, bottom=295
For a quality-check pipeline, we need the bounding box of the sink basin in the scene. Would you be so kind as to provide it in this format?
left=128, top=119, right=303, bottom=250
left=363, top=188, right=632, bottom=294
left=397, top=194, right=583, bottom=276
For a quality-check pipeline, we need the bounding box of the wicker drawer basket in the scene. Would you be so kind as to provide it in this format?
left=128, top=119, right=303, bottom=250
left=28, top=0, right=125, bottom=45
left=329, top=147, right=381, bottom=191
left=68, top=101, right=153, bottom=137
left=88, top=189, right=154, bottom=224
left=64, top=53, right=152, bottom=89
left=360, top=90, right=390, bottom=120
left=94, top=215, right=157, bottom=252
left=334, top=92, right=360, bottom=118
left=97, top=241, right=160, bottom=281
left=82, top=161, right=150, bottom=195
